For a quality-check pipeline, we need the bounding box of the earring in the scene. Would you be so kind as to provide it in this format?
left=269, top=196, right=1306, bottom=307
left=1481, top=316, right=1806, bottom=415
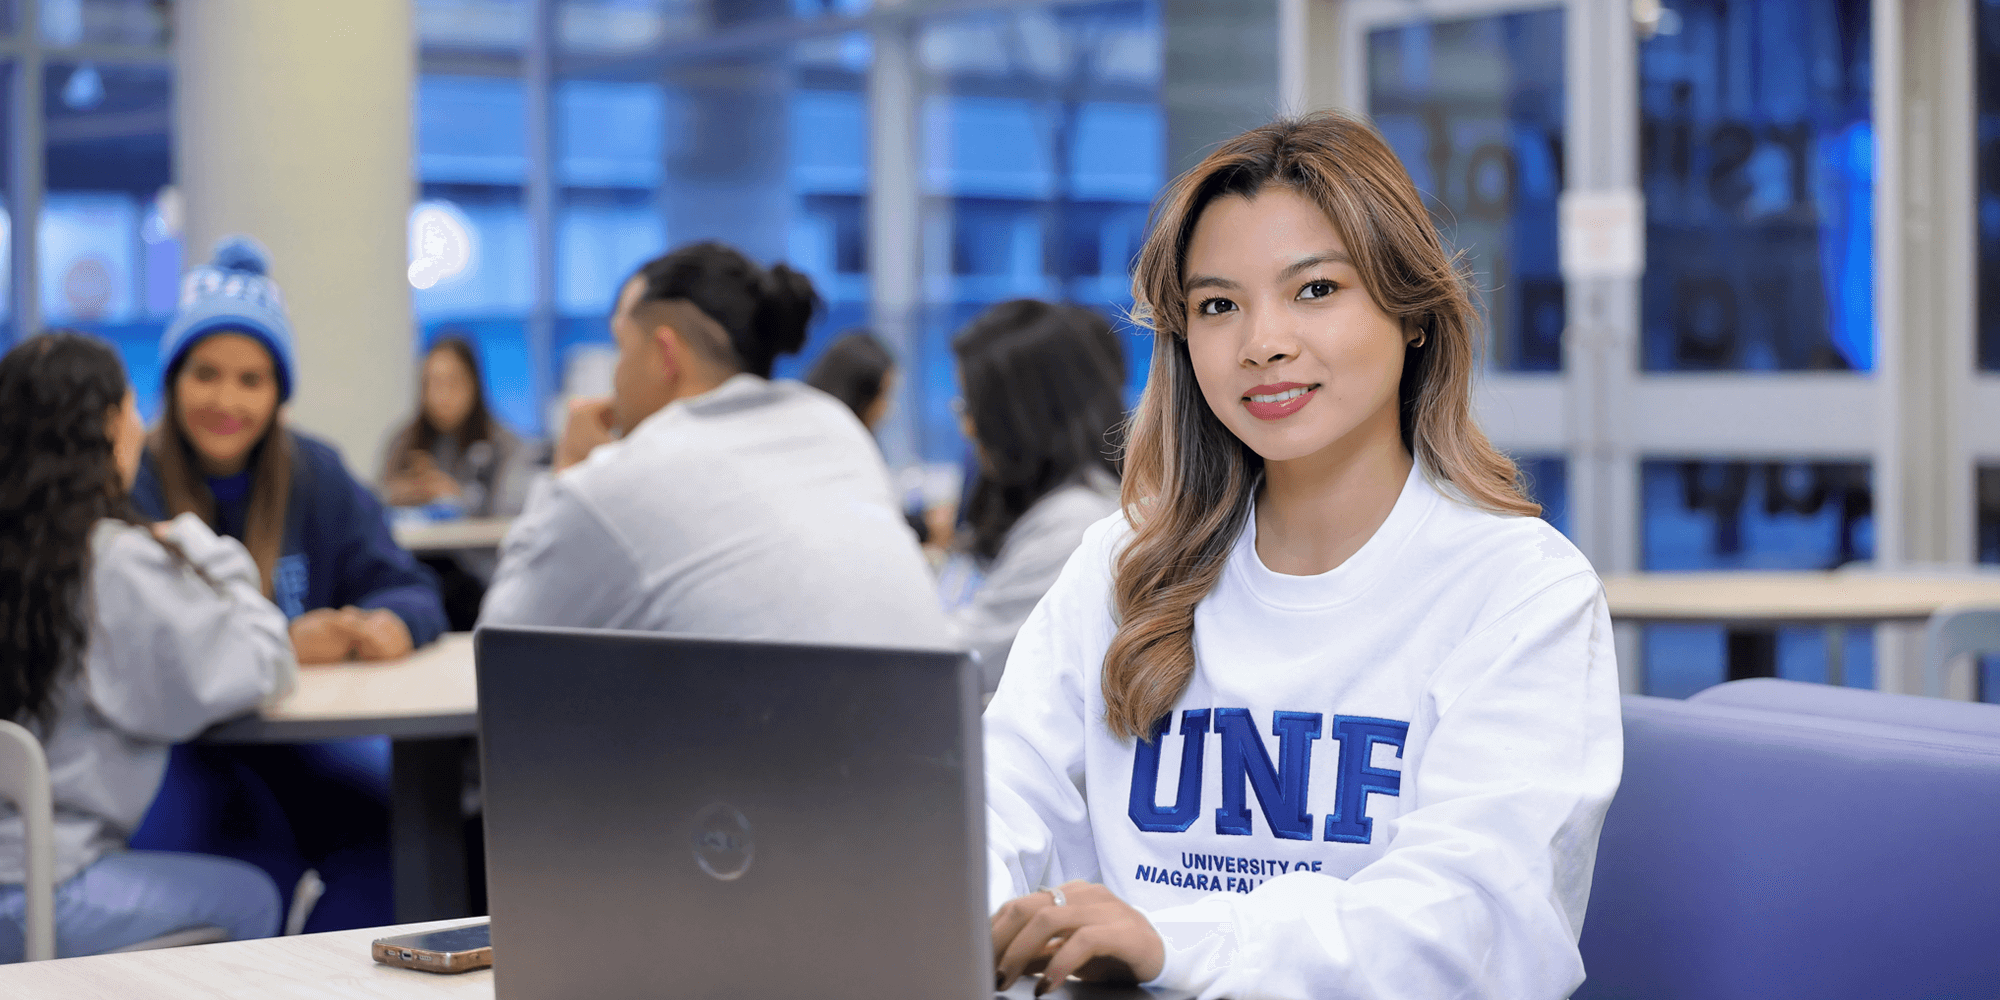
left=1409, top=334, right=1426, bottom=349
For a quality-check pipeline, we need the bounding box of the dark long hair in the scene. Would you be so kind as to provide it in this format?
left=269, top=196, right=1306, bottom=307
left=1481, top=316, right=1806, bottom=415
left=804, top=331, right=894, bottom=424
left=148, top=339, right=293, bottom=597
left=953, top=299, right=1126, bottom=561
left=628, top=241, right=821, bottom=379
left=0, top=333, right=147, bottom=729
left=388, top=335, right=497, bottom=466
left=1104, top=110, right=1535, bottom=739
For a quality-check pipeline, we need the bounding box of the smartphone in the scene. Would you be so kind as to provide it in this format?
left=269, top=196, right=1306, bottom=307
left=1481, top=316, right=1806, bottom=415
left=371, top=922, right=492, bottom=974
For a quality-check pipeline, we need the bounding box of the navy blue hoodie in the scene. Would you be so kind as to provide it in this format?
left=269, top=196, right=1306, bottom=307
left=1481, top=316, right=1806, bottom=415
left=133, top=431, right=448, bottom=648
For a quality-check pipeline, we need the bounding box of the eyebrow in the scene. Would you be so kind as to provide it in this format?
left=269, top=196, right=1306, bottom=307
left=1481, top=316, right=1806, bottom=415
left=1183, top=249, right=1355, bottom=295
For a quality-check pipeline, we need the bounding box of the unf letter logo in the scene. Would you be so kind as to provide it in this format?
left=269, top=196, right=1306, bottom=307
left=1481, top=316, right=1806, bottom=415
left=1127, top=709, right=1409, bottom=844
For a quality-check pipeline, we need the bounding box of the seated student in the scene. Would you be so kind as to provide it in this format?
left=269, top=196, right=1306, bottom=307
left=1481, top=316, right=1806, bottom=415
left=380, top=334, right=534, bottom=628
left=0, top=333, right=294, bottom=962
left=984, top=112, right=1621, bottom=1000
left=126, top=237, right=447, bottom=933
left=938, top=300, right=1125, bottom=691
left=381, top=334, right=533, bottom=517
left=804, top=330, right=896, bottom=432
left=480, top=241, right=951, bottom=650
left=133, top=237, right=448, bottom=661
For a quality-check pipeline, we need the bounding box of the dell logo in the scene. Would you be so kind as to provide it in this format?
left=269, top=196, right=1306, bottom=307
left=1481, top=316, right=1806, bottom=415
left=691, top=802, right=755, bottom=881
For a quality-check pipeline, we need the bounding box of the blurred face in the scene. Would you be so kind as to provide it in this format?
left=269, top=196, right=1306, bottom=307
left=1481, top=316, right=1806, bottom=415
left=107, top=389, right=144, bottom=489
left=422, top=347, right=477, bottom=434
left=608, top=277, right=677, bottom=434
left=862, top=367, right=897, bottom=431
left=173, top=333, right=280, bottom=476
left=1181, top=186, right=1413, bottom=467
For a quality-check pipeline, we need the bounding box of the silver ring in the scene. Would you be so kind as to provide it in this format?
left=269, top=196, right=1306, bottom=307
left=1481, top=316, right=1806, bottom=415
left=1048, top=886, right=1067, bottom=907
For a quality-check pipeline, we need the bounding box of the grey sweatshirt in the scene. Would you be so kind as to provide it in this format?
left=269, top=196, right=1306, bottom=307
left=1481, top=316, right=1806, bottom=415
left=480, top=375, right=954, bottom=651
left=946, top=473, right=1122, bottom=691
left=0, top=515, right=298, bottom=884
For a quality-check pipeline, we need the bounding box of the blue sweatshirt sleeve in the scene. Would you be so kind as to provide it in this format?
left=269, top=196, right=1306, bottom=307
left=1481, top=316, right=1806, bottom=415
left=301, top=437, right=449, bottom=647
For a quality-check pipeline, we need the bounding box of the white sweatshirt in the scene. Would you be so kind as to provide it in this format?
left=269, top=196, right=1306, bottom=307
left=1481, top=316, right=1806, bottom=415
left=983, top=467, right=1623, bottom=1000
left=481, top=374, right=953, bottom=650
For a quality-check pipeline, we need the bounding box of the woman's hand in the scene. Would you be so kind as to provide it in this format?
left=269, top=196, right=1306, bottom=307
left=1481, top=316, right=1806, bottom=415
left=991, top=881, right=1165, bottom=995
left=290, top=609, right=358, bottom=664
left=386, top=452, right=459, bottom=506
left=343, top=607, right=414, bottom=661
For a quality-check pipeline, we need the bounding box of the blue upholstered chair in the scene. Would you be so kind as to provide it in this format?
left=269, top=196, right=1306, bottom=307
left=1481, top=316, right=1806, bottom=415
left=1575, top=695, right=2000, bottom=999
left=1690, top=676, right=2000, bottom=738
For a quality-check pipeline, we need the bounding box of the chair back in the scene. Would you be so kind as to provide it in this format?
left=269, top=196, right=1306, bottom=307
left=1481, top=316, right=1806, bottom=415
left=1576, top=696, right=2000, bottom=999
left=1923, top=603, right=2000, bottom=698
left=0, top=719, right=55, bottom=961
left=1693, top=676, right=2000, bottom=738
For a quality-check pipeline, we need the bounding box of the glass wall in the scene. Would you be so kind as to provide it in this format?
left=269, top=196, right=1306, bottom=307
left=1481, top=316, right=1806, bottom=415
left=914, top=0, right=1161, bottom=462
left=1642, top=458, right=1875, bottom=696
left=1367, top=8, right=1566, bottom=373
left=1637, top=0, right=1873, bottom=372
left=42, top=60, right=176, bottom=418
left=1980, top=0, right=2000, bottom=370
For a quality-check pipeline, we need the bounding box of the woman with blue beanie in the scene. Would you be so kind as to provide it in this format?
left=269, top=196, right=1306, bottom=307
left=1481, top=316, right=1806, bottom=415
left=127, top=236, right=445, bottom=932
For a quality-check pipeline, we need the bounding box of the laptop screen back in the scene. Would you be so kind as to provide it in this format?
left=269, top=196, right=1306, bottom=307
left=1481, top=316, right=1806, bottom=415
left=476, top=626, right=985, bottom=1000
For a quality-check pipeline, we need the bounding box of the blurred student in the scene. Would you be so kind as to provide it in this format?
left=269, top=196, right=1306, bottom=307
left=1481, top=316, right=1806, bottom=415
left=381, top=335, right=533, bottom=517
left=804, top=330, right=896, bottom=432
left=939, top=300, right=1124, bottom=690
left=127, top=236, right=445, bottom=932
left=984, top=112, right=1619, bottom=1000
left=480, top=241, right=951, bottom=650
left=381, top=335, right=533, bottom=628
left=0, top=333, right=293, bottom=961
left=804, top=330, right=952, bottom=547
left=132, top=237, right=448, bottom=661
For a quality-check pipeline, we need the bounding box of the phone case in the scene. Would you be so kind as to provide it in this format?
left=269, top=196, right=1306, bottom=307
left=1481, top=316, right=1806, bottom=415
left=371, top=937, right=493, bottom=974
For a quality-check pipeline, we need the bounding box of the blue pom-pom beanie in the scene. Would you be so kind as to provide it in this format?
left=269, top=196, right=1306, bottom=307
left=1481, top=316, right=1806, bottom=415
left=159, top=236, right=298, bottom=401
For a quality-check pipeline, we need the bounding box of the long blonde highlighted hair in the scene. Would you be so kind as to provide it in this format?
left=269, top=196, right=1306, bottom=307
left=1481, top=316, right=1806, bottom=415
left=1104, top=110, right=1536, bottom=740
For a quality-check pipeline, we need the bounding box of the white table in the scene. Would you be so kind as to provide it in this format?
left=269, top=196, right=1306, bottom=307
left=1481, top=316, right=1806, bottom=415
left=0, top=918, right=491, bottom=998
left=1602, top=571, right=2000, bottom=686
left=393, top=518, right=513, bottom=555
left=202, top=634, right=480, bottom=924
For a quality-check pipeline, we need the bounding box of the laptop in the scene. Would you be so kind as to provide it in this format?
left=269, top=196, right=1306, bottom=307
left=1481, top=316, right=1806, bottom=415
left=477, top=626, right=1194, bottom=1000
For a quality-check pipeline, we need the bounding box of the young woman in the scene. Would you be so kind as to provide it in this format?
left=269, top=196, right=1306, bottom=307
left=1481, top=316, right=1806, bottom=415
left=940, top=300, right=1126, bottom=690
left=126, top=236, right=447, bottom=932
left=380, top=335, right=533, bottom=517
left=381, top=335, right=534, bottom=628
left=0, top=333, right=293, bottom=961
left=984, top=112, right=1621, bottom=1000
left=132, top=237, right=448, bottom=661
left=804, top=330, right=896, bottom=432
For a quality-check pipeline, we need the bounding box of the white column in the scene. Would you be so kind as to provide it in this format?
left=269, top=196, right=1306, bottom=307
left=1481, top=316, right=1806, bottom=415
left=1874, top=0, right=1978, bottom=695
left=173, top=0, right=415, bottom=469
left=869, top=7, right=921, bottom=470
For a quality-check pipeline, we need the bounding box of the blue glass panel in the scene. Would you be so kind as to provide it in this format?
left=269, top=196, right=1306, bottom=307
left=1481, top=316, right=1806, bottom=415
left=915, top=1, right=1162, bottom=463
left=1368, top=9, right=1565, bottom=374
left=40, top=0, right=163, bottom=45
left=1979, top=0, right=2000, bottom=369
left=417, top=77, right=525, bottom=185
left=1515, top=455, right=1569, bottom=538
left=1641, top=458, right=1875, bottom=695
left=1638, top=0, right=1873, bottom=372
left=37, top=62, right=174, bottom=395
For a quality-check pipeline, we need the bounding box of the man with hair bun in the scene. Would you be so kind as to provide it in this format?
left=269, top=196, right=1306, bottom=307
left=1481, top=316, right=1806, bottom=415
left=479, top=241, right=952, bottom=651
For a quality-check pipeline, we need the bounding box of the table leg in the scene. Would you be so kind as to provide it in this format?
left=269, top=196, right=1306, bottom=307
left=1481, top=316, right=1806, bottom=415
left=1725, top=629, right=1778, bottom=681
left=392, top=736, right=473, bottom=923
left=1824, top=626, right=1846, bottom=688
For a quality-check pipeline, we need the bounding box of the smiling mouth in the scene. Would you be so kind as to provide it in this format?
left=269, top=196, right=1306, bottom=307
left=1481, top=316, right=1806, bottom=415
left=1245, top=385, right=1317, bottom=404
